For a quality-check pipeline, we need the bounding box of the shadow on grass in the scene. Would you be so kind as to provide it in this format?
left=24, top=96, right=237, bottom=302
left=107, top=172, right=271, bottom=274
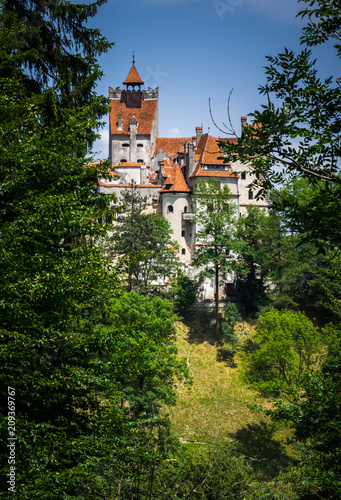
left=230, top=421, right=296, bottom=480
left=216, top=346, right=238, bottom=367
left=181, top=311, right=219, bottom=345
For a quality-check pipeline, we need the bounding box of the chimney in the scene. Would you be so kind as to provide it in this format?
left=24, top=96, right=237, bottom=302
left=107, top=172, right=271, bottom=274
left=140, top=164, right=147, bottom=185
left=195, top=126, right=202, bottom=146
left=129, top=116, right=137, bottom=163
left=188, top=142, right=195, bottom=177
left=241, top=116, right=247, bottom=134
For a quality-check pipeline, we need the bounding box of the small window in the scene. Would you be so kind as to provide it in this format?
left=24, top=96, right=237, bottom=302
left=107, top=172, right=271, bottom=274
left=121, top=159, right=127, bottom=163
left=181, top=248, right=186, bottom=255
left=182, top=230, right=185, bottom=237
left=248, top=190, right=253, bottom=200
left=241, top=171, right=246, bottom=180
left=137, top=159, right=143, bottom=163
left=122, top=143, right=129, bottom=148
left=184, top=206, right=188, bottom=213
left=168, top=205, right=173, bottom=213
left=137, top=143, right=143, bottom=147
left=225, top=249, right=230, bottom=256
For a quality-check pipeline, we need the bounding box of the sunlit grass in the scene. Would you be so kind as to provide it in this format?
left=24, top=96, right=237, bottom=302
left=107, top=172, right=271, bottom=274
left=169, top=312, right=298, bottom=480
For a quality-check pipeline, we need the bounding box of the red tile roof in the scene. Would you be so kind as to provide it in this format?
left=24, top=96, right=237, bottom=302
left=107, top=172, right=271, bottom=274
left=161, top=163, right=191, bottom=193
left=154, top=137, right=192, bottom=159
left=110, top=99, right=158, bottom=135
left=148, top=172, right=158, bottom=184
left=158, top=159, right=172, bottom=178
left=98, top=180, right=161, bottom=188
left=190, top=134, right=237, bottom=179
left=123, top=64, right=144, bottom=85
left=112, top=162, right=150, bottom=168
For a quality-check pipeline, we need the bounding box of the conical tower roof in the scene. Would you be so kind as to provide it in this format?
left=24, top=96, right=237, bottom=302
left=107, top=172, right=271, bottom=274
left=123, top=64, right=144, bottom=85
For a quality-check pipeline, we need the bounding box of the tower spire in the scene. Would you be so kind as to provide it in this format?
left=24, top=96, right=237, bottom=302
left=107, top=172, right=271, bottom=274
left=132, top=51, right=135, bottom=66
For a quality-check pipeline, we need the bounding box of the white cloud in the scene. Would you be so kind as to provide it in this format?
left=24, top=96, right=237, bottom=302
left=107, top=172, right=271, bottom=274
left=166, top=127, right=181, bottom=137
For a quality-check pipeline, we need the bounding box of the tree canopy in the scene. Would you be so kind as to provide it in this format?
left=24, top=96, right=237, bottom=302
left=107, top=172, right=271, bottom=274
left=111, top=182, right=180, bottom=295
left=219, top=0, right=341, bottom=251
left=193, top=178, right=236, bottom=331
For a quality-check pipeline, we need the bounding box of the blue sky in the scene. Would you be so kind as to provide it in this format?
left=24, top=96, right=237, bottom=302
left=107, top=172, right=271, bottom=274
left=88, top=0, right=337, bottom=159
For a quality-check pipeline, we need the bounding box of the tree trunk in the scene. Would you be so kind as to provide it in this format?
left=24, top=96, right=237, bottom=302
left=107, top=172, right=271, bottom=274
left=215, top=263, right=219, bottom=336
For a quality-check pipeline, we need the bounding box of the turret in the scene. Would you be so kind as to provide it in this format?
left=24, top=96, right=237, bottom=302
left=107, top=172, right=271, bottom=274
left=121, top=54, right=144, bottom=109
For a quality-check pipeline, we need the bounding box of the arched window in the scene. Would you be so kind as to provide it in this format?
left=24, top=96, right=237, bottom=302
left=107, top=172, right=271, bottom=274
left=120, top=159, right=127, bottom=163
left=181, top=248, right=186, bottom=255
left=184, top=206, right=188, bottom=213
left=137, top=159, right=143, bottom=163
left=168, top=205, right=173, bottom=213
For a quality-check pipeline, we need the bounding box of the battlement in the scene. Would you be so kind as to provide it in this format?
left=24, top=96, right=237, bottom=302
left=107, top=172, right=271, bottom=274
left=109, top=86, right=159, bottom=100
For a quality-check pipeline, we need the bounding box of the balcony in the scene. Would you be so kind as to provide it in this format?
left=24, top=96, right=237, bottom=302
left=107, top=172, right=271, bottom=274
left=182, top=212, right=195, bottom=222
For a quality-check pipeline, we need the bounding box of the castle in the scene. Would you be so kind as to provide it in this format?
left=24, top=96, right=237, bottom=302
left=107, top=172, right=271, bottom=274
left=98, top=59, right=268, bottom=272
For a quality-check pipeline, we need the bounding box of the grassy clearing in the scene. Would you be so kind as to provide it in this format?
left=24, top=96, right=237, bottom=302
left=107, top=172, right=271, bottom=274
left=169, top=311, right=298, bottom=481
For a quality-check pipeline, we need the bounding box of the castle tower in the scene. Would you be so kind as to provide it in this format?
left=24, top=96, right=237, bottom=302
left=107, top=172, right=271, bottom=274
left=160, top=163, right=193, bottom=264
left=121, top=54, right=144, bottom=109
left=108, top=55, right=159, bottom=168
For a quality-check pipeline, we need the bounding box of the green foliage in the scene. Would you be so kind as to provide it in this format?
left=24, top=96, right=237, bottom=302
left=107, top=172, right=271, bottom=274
left=0, top=2, right=125, bottom=497
left=259, top=182, right=341, bottom=317
left=79, top=292, right=190, bottom=499
left=221, top=302, right=241, bottom=355
left=97, top=443, right=252, bottom=499
left=98, top=292, right=188, bottom=417
left=0, top=290, right=186, bottom=498
left=219, top=0, right=341, bottom=251
left=169, top=271, right=198, bottom=313
left=235, top=206, right=280, bottom=311
left=261, top=358, right=341, bottom=499
left=242, top=309, right=322, bottom=402
left=1, top=0, right=113, bottom=145
left=193, top=178, right=236, bottom=329
left=111, top=182, right=180, bottom=295
left=218, top=2, right=341, bottom=495
left=149, top=444, right=252, bottom=500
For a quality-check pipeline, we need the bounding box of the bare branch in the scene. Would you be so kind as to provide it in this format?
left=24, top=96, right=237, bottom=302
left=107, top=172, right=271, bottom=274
left=209, top=89, right=237, bottom=136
